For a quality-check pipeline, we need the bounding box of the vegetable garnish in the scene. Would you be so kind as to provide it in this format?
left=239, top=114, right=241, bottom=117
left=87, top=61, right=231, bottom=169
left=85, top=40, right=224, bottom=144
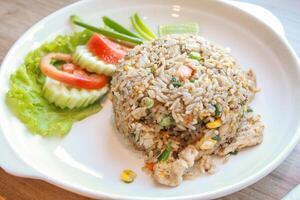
left=72, top=45, right=116, bottom=76
left=6, top=30, right=102, bottom=137
left=133, top=13, right=157, bottom=39
left=158, top=22, right=199, bottom=36
left=206, top=119, right=222, bottom=129
left=40, top=53, right=109, bottom=89
left=214, top=103, right=222, bottom=117
left=211, top=135, right=221, bottom=141
left=158, top=142, right=172, bottom=162
left=145, top=162, right=155, bottom=171
left=70, top=15, right=143, bottom=45
left=131, top=13, right=157, bottom=40
left=43, top=77, right=109, bottom=109
left=229, top=150, right=239, bottom=155
left=141, top=97, right=154, bottom=109
left=130, top=16, right=153, bottom=41
left=188, top=52, right=204, bottom=62
left=102, top=16, right=141, bottom=39
left=171, top=77, right=182, bottom=87
left=121, top=169, right=137, bottom=183
left=87, top=34, right=126, bottom=64
left=247, top=107, right=253, bottom=112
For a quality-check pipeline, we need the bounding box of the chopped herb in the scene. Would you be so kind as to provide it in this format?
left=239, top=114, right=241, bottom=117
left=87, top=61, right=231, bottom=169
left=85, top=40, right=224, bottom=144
left=160, top=116, right=173, bottom=128
left=229, top=150, right=238, bottom=155
left=211, top=135, right=221, bottom=141
left=247, top=107, right=253, bottom=112
left=190, top=79, right=195, bottom=83
left=158, top=142, right=172, bottom=161
left=188, top=52, right=204, bottom=62
left=171, top=77, right=182, bottom=87
left=141, top=97, right=154, bottom=109
left=150, top=66, right=155, bottom=73
left=213, top=103, right=222, bottom=117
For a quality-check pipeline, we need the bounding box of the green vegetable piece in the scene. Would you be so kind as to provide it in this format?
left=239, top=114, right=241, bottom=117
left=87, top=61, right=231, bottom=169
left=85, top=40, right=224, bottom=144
left=158, top=142, right=172, bottom=161
left=5, top=30, right=102, bottom=137
left=247, top=107, right=253, bottom=112
left=211, top=135, right=221, bottom=141
left=214, top=103, right=222, bottom=117
left=130, top=16, right=153, bottom=41
left=158, top=22, right=199, bottom=36
left=160, top=116, right=173, bottom=127
left=102, top=16, right=141, bottom=39
left=229, top=150, right=239, bottom=155
left=141, top=97, right=154, bottom=109
left=188, top=52, right=204, bottom=62
left=133, top=13, right=157, bottom=39
left=43, top=77, right=109, bottom=109
left=70, top=15, right=143, bottom=45
left=150, top=66, right=155, bottom=73
left=73, top=45, right=116, bottom=76
left=189, top=79, right=196, bottom=83
left=171, top=77, right=182, bottom=87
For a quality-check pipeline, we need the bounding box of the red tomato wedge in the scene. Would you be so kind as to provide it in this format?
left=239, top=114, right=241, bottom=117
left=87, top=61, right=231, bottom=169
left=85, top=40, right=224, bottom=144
left=40, top=53, right=109, bottom=89
left=176, top=65, right=194, bottom=81
left=87, top=34, right=127, bottom=64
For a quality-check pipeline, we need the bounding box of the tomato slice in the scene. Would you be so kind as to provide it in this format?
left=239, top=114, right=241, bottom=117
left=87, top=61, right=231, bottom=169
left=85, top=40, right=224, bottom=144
left=40, top=53, right=109, bottom=89
left=87, top=34, right=127, bottom=64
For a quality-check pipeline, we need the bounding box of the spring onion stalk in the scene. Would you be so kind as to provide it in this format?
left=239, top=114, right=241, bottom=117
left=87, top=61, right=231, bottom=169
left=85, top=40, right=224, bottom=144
left=158, top=22, right=199, bottom=36
left=70, top=15, right=143, bottom=45
left=102, top=16, right=141, bottom=39
left=130, top=16, right=153, bottom=41
left=133, top=13, right=157, bottom=39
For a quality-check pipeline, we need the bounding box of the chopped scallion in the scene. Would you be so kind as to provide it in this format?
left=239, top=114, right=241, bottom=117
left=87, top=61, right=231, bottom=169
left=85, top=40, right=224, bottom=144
left=211, top=135, right=221, bottom=141
left=214, top=103, right=222, bottom=117
left=158, top=142, right=172, bottom=161
left=171, top=77, right=182, bottom=87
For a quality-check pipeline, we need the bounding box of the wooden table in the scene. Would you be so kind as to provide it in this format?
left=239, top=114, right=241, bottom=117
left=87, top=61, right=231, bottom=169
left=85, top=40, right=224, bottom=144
left=0, top=0, right=299, bottom=199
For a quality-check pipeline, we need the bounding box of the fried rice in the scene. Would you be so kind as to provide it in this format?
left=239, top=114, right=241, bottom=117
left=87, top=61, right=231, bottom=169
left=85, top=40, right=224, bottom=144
left=111, top=34, right=264, bottom=186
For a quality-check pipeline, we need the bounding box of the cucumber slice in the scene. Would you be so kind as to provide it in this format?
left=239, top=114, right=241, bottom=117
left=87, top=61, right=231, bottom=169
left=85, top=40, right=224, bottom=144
left=72, top=45, right=116, bottom=76
left=43, top=77, right=109, bottom=109
left=158, top=23, right=199, bottom=36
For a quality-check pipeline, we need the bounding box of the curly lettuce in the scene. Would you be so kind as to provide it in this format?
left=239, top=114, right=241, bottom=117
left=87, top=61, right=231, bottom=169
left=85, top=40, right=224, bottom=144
left=5, top=30, right=102, bottom=137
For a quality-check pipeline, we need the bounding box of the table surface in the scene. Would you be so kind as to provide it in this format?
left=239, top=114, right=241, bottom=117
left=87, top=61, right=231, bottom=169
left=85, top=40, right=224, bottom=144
left=0, top=0, right=299, bottom=199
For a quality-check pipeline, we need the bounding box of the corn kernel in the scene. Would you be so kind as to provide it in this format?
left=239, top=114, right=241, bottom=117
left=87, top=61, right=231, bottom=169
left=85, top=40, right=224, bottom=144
left=204, top=77, right=211, bottom=83
left=159, top=171, right=165, bottom=178
left=124, top=65, right=129, bottom=71
left=206, top=119, right=222, bottom=129
left=120, top=169, right=136, bottom=183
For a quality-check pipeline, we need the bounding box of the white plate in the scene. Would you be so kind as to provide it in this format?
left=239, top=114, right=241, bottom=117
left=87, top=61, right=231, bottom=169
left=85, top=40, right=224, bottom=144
left=1, top=0, right=300, bottom=199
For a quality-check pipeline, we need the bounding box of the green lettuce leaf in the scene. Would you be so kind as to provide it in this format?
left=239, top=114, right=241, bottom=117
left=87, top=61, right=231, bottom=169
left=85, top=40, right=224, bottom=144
left=5, top=30, right=102, bottom=137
